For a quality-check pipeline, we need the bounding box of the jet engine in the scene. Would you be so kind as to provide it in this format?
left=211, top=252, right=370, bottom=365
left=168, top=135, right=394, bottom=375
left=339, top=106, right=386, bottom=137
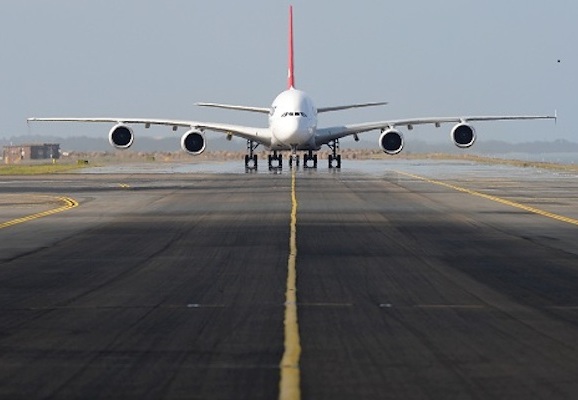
left=379, top=129, right=404, bottom=155
left=181, top=130, right=206, bottom=155
left=108, top=123, right=134, bottom=149
left=451, top=123, right=476, bottom=148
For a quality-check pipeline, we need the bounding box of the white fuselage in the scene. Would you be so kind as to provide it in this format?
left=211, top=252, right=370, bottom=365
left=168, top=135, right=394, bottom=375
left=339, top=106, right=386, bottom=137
left=269, top=88, right=318, bottom=150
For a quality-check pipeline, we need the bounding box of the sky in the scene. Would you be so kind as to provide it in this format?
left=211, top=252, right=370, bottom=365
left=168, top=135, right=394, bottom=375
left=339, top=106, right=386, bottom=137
left=0, top=0, right=574, bottom=146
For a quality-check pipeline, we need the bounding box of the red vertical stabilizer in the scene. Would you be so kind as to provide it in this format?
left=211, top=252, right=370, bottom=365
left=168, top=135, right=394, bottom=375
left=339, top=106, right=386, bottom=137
left=287, top=6, right=295, bottom=89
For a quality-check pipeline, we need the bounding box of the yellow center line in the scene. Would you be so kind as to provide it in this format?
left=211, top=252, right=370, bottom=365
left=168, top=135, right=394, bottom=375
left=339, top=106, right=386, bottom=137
left=0, top=196, right=79, bottom=230
left=279, top=168, right=301, bottom=400
left=397, top=171, right=578, bottom=227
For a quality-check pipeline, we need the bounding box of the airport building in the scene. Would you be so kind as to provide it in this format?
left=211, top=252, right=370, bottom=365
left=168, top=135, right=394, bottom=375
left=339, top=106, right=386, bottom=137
left=2, top=143, right=60, bottom=164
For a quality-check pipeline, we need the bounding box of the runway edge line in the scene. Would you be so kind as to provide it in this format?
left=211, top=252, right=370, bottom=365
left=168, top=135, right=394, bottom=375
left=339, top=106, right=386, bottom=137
left=397, top=171, right=578, bottom=227
left=279, top=168, right=301, bottom=400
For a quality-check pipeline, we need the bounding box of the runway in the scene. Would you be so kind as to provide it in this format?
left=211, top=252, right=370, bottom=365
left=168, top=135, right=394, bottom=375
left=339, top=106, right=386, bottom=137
left=1, top=159, right=578, bottom=399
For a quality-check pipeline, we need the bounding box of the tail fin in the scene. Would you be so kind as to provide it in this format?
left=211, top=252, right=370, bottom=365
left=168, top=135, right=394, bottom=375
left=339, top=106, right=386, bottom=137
left=287, top=5, right=295, bottom=89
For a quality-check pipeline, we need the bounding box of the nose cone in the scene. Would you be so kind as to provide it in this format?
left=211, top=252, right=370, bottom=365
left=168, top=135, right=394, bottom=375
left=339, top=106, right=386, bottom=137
left=277, top=118, right=300, bottom=138
left=276, top=117, right=311, bottom=146
left=271, top=89, right=317, bottom=147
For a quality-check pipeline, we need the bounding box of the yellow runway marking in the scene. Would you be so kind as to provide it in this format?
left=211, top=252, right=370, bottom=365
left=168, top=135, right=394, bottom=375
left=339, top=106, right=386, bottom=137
left=279, top=168, right=301, bottom=400
left=397, top=171, right=578, bottom=227
left=0, top=196, right=79, bottom=230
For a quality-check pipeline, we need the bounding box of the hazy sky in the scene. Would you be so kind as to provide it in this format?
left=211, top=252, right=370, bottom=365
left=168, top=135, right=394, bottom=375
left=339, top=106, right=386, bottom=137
left=0, top=0, right=574, bottom=145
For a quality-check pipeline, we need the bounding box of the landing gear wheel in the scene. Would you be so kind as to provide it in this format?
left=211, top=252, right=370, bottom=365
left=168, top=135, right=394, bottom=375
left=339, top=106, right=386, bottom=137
left=328, top=154, right=341, bottom=169
left=303, top=152, right=318, bottom=169
left=289, top=155, right=300, bottom=168
left=268, top=152, right=283, bottom=170
left=327, top=139, right=342, bottom=169
left=245, top=140, right=260, bottom=172
left=245, top=154, right=258, bottom=170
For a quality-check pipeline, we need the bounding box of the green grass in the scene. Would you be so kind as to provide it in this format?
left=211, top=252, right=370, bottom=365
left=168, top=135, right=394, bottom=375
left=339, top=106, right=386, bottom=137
left=0, top=163, right=87, bottom=175
left=418, top=153, right=578, bottom=172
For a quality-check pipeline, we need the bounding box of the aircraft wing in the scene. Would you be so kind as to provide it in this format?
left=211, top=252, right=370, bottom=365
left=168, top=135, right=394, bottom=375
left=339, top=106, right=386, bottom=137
left=314, top=114, right=556, bottom=145
left=27, top=117, right=273, bottom=146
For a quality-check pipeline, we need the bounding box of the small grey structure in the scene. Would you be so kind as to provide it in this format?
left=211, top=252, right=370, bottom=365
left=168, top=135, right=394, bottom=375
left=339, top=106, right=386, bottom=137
left=2, top=143, right=60, bottom=164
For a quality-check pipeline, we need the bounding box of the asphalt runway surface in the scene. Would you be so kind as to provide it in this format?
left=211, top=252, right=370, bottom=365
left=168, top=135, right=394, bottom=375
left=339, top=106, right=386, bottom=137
left=1, top=159, right=578, bottom=399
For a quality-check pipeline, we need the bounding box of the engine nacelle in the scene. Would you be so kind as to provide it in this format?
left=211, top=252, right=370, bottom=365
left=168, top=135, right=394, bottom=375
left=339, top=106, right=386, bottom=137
left=108, top=123, right=134, bottom=149
left=379, top=129, right=404, bottom=155
left=451, top=123, right=476, bottom=148
left=181, top=130, right=206, bottom=155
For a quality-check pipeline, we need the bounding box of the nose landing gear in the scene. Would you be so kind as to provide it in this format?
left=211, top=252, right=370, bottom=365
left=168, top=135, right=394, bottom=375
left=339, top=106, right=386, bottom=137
left=288, top=145, right=300, bottom=169
left=288, top=154, right=300, bottom=168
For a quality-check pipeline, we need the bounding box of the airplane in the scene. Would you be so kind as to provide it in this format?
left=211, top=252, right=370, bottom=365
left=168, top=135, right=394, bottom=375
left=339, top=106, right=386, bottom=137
left=28, top=6, right=556, bottom=171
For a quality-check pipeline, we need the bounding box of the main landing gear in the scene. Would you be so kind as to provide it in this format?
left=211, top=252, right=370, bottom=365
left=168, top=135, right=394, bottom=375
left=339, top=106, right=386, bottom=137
left=302, top=150, right=318, bottom=169
left=244, top=140, right=342, bottom=171
left=326, top=139, right=342, bottom=169
left=244, top=140, right=259, bottom=171
left=268, top=146, right=297, bottom=170
left=268, top=151, right=283, bottom=170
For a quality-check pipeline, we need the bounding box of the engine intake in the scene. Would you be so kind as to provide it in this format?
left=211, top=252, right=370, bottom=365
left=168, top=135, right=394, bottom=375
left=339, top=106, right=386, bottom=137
left=451, top=123, right=476, bottom=148
left=108, top=123, right=134, bottom=149
left=379, top=129, right=404, bottom=155
left=181, top=130, right=206, bottom=155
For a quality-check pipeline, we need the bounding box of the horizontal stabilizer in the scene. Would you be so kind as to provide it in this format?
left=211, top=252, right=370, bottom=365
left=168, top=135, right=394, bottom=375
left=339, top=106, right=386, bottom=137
left=318, top=101, right=388, bottom=113
left=195, top=102, right=270, bottom=114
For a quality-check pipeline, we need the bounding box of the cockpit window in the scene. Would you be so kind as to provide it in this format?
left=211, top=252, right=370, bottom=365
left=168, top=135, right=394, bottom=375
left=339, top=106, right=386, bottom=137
left=280, top=111, right=307, bottom=117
